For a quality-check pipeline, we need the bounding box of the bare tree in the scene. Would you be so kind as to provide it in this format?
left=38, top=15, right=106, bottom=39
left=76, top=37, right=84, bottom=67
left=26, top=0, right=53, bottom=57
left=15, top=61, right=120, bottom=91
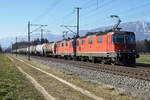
left=0, top=44, right=2, bottom=53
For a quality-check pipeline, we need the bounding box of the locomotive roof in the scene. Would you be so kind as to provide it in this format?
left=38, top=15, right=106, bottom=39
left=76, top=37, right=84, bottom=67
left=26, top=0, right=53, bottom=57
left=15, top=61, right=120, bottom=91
left=114, top=31, right=134, bottom=34
left=80, top=31, right=134, bottom=38
left=56, top=30, right=134, bottom=43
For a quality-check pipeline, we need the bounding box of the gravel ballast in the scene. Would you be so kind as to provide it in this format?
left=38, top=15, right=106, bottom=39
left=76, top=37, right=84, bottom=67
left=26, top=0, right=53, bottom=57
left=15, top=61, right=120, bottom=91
left=18, top=55, right=150, bottom=100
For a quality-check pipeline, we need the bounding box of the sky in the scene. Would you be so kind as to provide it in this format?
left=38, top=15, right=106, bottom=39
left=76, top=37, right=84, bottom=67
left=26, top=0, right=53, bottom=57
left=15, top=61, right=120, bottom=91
left=0, top=0, right=150, bottom=47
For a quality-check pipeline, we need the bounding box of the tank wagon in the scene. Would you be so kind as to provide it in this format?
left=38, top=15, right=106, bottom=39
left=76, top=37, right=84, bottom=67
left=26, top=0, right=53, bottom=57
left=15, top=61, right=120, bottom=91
left=35, top=44, right=45, bottom=56
left=43, top=42, right=56, bottom=56
left=30, top=46, right=36, bottom=55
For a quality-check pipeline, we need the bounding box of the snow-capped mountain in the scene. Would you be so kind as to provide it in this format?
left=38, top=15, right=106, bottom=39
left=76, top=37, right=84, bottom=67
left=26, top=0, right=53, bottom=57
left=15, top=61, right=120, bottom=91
left=89, top=21, right=150, bottom=40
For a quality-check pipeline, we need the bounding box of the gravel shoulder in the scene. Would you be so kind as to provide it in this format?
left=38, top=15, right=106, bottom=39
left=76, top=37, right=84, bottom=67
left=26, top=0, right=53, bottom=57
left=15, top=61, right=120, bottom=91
left=23, top=55, right=150, bottom=100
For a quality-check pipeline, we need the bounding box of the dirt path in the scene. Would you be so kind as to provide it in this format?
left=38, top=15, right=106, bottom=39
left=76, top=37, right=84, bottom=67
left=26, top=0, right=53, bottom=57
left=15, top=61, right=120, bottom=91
left=11, top=56, right=103, bottom=100
left=8, top=56, right=56, bottom=100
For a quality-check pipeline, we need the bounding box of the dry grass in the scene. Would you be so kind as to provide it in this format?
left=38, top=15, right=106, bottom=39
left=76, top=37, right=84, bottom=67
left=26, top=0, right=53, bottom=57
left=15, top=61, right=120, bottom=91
left=0, top=54, right=45, bottom=100
left=10, top=55, right=91, bottom=100
left=10, top=54, right=141, bottom=100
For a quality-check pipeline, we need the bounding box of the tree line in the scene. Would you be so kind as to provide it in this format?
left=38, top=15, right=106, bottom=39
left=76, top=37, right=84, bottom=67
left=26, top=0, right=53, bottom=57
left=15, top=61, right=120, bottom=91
left=136, top=39, right=150, bottom=54
left=0, top=44, right=2, bottom=53
left=12, top=38, right=48, bottom=50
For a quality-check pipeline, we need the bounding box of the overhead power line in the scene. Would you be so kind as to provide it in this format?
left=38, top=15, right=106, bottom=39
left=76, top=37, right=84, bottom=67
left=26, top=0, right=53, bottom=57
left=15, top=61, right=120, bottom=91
left=79, top=0, right=92, bottom=7
left=66, top=0, right=114, bottom=24
left=33, top=0, right=62, bottom=22
left=80, top=0, right=150, bottom=29
left=63, top=0, right=103, bottom=24
left=117, top=2, right=150, bottom=16
left=61, top=10, right=76, bottom=21
left=81, top=0, right=114, bottom=18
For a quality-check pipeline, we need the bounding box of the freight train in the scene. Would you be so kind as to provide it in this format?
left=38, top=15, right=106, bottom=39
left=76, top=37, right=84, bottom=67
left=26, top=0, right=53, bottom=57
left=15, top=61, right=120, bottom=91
left=12, top=16, right=139, bottom=66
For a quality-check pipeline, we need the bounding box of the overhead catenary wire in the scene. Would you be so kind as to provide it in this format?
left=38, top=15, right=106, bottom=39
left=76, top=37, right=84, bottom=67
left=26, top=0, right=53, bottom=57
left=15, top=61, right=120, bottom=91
left=33, top=0, right=62, bottom=22
left=80, top=0, right=150, bottom=30
left=117, top=2, right=150, bottom=17
left=81, top=0, right=99, bottom=10
left=80, top=0, right=114, bottom=18
left=61, top=10, right=76, bottom=24
left=79, top=0, right=93, bottom=8
left=65, top=0, right=114, bottom=24
left=62, top=0, right=104, bottom=25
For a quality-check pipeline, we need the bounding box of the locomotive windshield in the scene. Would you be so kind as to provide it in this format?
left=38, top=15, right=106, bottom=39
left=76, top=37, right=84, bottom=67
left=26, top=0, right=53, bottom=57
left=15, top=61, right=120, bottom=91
left=111, top=33, right=135, bottom=44
left=128, top=34, right=135, bottom=44
left=111, top=34, right=124, bottom=44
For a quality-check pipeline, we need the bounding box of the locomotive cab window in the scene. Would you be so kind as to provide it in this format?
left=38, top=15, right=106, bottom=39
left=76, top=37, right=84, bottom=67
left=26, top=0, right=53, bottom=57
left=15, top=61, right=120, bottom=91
left=88, top=38, right=92, bottom=44
left=62, top=43, right=64, bottom=47
left=111, top=34, right=124, bottom=44
left=128, top=34, right=135, bottom=44
left=97, top=37, right=102, bottom=43
left=111, top=35, right=114, bottom=44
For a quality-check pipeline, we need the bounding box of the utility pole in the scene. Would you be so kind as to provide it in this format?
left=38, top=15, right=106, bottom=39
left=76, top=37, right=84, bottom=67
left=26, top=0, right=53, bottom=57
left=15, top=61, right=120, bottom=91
left=27, top=22, right=47, bottom=60
left=75, top=7, right=81, bottom=38
left=41, top=29, right=43, bottom=44
left=28, top=21, right=30, bottom=61
left=16, top=37, right=17, bottom=57
left=97, top=0, right=99, bottom=8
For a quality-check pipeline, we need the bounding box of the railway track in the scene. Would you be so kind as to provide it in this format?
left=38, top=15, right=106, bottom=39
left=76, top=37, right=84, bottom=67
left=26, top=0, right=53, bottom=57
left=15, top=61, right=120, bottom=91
left=20, top=55, right=150, bottom=81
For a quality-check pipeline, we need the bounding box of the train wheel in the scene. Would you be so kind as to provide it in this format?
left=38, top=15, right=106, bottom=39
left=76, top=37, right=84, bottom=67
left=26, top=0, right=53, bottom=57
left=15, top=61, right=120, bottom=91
left=101, top=59, right=105, bottom=64
left=80, top=57, right=85, bottom=62
left=76, top=57, right=81, bottom=61
left=111, top=62, right=116, bottom=65
left=73, top=57, right=77, bottom=61
left=92, top=57, right=97, bottom=63
left=64, top=56, right=68, bottom=60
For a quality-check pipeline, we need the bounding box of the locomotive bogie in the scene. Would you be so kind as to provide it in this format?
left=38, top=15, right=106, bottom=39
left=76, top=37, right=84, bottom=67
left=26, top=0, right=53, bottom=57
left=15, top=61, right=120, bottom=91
left=117, top=52, right=136, bottom=66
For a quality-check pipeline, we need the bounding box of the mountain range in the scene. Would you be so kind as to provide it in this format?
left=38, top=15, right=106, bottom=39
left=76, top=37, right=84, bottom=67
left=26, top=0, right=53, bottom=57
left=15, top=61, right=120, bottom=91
left=1, top=21, right=150, bottom=48
left=89, top=21, right=150, bottom=40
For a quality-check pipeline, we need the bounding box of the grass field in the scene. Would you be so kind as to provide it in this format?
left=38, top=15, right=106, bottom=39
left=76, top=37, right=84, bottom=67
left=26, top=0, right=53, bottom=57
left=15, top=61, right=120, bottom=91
left=11, top=54, right=140, bottom=100
left=136, top=55, right=150, bottom=63
left=0, top=54, right=45, bottom=100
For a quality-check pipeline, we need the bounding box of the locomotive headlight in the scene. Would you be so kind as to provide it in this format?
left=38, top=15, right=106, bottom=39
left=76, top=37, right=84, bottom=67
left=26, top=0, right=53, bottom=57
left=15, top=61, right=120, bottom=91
left=132, top=50, right=135, bottom=52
